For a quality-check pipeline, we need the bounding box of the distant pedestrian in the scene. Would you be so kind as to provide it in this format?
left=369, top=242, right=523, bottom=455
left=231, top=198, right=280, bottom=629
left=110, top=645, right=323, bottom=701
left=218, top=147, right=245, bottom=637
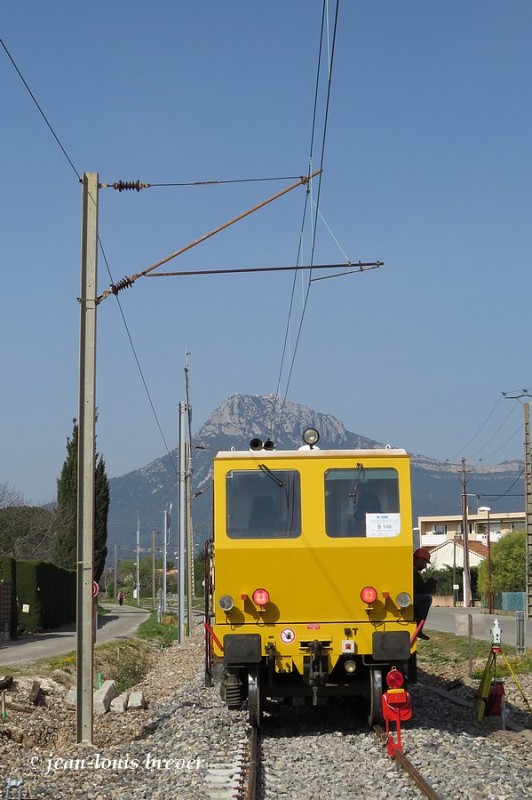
left=118, top=591, right=124, bottom=607
left=413, top=548, right=437, bottom=640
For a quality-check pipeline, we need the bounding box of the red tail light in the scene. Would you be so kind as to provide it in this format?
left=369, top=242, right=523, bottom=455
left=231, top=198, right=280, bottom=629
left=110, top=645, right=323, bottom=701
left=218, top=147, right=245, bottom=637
left=252, top=588, right=270, bottom=606
left=386, top=668, right=404, bottom=689
left=360, top=586, right=378, bottom=604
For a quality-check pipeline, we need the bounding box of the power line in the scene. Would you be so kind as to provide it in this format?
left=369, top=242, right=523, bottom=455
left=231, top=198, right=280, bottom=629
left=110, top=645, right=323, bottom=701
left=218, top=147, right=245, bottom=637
left=467, top=402, right=518, bottom=460
left=448, top=392, right=525, bottom=465
left=3, top=36, right=275, bottom=469
left=481, top=421, right=523, bottom=462
left=1, top=37, right=81, bottom=181
left=98, top=244, right=178, bottom=473
left=0, top=38, right=174, bottom=459
left=448, top=395, right=502, bottom=461
left=479, top=467, right=525, bottom=503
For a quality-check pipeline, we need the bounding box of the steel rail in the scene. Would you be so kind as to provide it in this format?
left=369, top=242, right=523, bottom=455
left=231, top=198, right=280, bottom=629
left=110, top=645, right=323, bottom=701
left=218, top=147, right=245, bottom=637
left=373, top=725, right=443, bottom=800
left=245, top=725, right=259, bottom=800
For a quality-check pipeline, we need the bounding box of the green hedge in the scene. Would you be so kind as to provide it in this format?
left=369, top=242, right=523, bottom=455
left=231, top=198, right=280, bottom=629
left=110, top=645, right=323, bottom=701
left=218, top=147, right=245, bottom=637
left=0, top=556, right=17, bottom=637
left=16, top=560, right=76, bottom=633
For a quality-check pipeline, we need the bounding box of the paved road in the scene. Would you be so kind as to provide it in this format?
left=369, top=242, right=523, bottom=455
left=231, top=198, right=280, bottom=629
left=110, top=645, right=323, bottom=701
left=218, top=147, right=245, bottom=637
left=426, top=605, right=531, bottom=647
left=0, top=603, right=151, bottom=667
left=0, top=605, right=528, bottom=668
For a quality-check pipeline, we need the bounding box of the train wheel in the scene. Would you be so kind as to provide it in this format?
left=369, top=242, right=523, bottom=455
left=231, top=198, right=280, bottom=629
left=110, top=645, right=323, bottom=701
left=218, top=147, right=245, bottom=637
left=248, top=668, right=262, bottom=728
left=367, top=668, right=383, bottom=726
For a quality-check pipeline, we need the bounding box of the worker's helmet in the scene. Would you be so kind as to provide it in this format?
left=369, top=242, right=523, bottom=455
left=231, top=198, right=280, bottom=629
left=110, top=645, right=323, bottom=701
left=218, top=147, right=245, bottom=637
left=414, top=547, right=431, bottom=563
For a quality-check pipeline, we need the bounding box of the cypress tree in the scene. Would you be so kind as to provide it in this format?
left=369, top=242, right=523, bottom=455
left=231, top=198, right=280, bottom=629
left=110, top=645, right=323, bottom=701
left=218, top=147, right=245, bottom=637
left=53, top=421, right=78, bottom=571
left=94, top=455, right=109, bottom=582
left=52, top=420, right=109, bottom=582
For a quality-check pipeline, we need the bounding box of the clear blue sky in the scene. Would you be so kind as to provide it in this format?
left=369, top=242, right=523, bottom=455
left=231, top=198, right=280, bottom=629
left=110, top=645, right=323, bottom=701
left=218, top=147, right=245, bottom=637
left=2, top=1, right=531, bottom=505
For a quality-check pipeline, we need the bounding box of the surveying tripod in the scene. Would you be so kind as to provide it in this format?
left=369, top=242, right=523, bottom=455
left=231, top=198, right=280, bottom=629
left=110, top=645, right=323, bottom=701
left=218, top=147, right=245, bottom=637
left=474, top=619, right=531, bottom=722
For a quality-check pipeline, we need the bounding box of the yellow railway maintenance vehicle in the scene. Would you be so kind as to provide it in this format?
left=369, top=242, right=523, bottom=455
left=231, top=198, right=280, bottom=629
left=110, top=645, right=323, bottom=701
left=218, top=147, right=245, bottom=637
left=205, top=428, right=418, bottom=727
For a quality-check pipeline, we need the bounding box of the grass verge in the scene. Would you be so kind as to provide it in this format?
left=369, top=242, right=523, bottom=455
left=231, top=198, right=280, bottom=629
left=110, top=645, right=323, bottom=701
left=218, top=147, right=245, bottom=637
left=418, top=629, right=532, bottom=679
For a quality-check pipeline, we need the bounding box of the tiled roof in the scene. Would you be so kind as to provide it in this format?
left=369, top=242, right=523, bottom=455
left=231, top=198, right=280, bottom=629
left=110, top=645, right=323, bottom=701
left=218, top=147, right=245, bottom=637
left=426, top=540, right=488, bottom=559
left=467, top=541, right=489, bottom=558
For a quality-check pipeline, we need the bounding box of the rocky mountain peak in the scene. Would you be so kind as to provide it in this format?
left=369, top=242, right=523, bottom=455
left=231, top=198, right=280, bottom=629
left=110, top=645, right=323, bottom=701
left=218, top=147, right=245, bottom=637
left=107, top=394, right=524, bottom=550
left=199, top=394, right=377, bottom=450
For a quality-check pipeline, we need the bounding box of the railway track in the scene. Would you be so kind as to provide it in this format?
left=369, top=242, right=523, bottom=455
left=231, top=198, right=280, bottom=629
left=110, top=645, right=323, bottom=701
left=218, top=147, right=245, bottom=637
left=222, top=700, right=443, bottom=800
left=202, top=679, right=531, bottom=799
left=373, top=724, right=443, bottom=800
left=243, top=725, right=259, bottom=800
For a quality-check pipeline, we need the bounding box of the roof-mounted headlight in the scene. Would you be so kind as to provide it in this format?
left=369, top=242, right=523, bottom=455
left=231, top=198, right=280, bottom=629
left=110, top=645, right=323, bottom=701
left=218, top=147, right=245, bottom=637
left=302, top=428, right=320, bottom=448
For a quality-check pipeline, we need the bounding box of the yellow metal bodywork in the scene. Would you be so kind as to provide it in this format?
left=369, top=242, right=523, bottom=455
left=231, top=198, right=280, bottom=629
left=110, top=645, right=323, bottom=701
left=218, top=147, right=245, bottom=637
left=211, top=448, right=416, bottom=679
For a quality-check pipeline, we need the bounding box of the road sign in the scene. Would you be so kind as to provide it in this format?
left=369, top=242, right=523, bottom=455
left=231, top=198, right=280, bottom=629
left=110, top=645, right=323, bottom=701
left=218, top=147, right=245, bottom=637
left=92, top=581, right=99, bottom=598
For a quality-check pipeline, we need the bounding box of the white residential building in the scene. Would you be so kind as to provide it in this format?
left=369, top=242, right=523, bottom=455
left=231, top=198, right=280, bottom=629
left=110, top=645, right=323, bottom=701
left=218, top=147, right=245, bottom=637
left=416, top=511, right=524, bottom=570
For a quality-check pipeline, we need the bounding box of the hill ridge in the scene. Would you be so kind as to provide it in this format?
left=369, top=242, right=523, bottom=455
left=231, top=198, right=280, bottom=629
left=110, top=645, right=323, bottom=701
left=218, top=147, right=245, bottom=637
left=107, top=394, right=523, bottom=551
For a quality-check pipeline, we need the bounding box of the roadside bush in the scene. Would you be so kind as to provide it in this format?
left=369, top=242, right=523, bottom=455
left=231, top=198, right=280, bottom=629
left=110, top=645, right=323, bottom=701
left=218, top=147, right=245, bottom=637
left=97, top=642, right=153, bottom=693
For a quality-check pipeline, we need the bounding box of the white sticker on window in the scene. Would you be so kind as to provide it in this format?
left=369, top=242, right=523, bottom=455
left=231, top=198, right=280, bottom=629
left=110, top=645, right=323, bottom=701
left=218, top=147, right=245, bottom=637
left=365, top=513, right=400, bottom=537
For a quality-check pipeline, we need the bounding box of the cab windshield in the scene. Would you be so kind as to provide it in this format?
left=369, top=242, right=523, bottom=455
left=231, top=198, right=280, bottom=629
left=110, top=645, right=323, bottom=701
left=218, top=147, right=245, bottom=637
left=325, top=466, right=400, bottom=538
left=225, top=468, right=301, bottom=539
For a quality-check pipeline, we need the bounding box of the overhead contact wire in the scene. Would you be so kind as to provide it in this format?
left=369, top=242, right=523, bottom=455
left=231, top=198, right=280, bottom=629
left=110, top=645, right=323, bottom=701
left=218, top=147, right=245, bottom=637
left=271, top=0, right=340, bottom=441
left=268, top=0, right=325, bottom=439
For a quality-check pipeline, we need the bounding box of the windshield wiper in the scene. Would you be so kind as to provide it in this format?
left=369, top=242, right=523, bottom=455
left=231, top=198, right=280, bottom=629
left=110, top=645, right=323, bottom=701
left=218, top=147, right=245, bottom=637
left=258, top=463, right=286, bottom=487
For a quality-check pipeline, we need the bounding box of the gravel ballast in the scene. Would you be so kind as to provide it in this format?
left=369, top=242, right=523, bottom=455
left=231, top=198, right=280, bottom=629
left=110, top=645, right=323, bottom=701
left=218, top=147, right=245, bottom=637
left=1, top=624, right=531, bottom=799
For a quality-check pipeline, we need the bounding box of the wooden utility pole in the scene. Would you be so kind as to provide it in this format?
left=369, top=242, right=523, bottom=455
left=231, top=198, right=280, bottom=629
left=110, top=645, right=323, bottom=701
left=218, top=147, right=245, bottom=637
left=77, top=172, right=98, bottom=743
